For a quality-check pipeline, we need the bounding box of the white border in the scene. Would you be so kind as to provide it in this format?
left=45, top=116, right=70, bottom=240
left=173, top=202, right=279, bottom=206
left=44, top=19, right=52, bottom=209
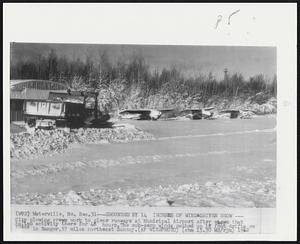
left=3, top=3, right=297, bottom=241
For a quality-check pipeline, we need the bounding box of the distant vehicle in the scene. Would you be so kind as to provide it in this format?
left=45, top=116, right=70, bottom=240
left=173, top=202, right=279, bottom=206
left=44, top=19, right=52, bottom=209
left=118, top=108, right=215, bottom=121
left=119, top=109, right=162, bottom=120
left=220, top=110, right=240, bottom=119
left=157, top=108, right=178, bottom=120
left=178, top=107, right=214, bottom=120
left=179, top=109, right=203, bottom=120
left=202, top=107, right=215, bottom=119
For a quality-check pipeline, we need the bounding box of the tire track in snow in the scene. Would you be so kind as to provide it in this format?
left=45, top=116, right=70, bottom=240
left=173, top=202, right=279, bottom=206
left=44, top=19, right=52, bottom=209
left=11, top=147, right=274, bottom=179
left=156, top=127, right=276, bottom=141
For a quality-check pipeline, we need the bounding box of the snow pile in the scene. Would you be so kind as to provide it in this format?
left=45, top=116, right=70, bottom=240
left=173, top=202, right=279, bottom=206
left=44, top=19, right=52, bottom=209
left=241, top=93, right=277, bottom=115
left=204, top=93, right=277, bottom=116
left=239, top=110, right=256, bottom=119
left=10, top=127, right=153, bottom=160
left=12, top=178, right=275, bottom=207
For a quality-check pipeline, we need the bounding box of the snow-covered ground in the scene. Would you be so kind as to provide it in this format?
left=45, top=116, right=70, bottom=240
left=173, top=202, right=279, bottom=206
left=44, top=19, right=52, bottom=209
left=11, top=116, right=276, bottom=207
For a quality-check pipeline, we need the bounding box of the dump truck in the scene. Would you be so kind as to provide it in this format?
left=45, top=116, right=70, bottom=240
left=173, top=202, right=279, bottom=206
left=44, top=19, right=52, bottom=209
left=24, top=90, right=99, bottom=128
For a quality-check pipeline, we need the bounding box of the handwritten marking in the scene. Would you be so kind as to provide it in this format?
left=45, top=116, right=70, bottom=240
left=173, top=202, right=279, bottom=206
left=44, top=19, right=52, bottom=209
left=228, top=9, right=240, bottom=25
left=215, top=15, right=222, bottom=29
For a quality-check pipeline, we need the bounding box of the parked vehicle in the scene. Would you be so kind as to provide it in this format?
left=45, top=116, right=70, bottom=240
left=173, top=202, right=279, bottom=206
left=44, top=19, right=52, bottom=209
left=220, top=110, right=240, bottom=119
left=24, top=100, right=87, bottom=128
left=119, top=109, right=162, bottom=120
left=24, top=90, right=100, bottom=128
left=179, top=109, right=203, bottom=120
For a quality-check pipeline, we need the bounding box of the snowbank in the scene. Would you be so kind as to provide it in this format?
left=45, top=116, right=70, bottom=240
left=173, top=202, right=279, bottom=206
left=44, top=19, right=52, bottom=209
left=11, top=178, right=275, bottom=207
left=10, top=126, right=154, bottom=160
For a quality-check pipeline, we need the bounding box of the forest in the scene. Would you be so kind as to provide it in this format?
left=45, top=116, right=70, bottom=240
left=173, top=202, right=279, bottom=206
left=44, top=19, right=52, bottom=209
left=11, top=49, right=277, bottom=112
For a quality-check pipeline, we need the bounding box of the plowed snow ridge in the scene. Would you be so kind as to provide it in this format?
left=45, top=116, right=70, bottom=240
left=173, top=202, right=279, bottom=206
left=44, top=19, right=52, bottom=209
left=156, top=127, right=276, bottom=141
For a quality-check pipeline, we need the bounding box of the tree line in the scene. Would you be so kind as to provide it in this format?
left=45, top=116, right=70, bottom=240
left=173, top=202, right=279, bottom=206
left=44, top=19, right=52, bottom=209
left=10, top=49, right=277, bottom=99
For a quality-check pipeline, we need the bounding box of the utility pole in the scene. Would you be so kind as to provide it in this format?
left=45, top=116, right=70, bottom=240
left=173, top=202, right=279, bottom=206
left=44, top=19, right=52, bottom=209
left=224, top=68, right=229, bottom=96
left=224, top=68, right=228, bottom=82
left=94, top=91, right=99, bottom=120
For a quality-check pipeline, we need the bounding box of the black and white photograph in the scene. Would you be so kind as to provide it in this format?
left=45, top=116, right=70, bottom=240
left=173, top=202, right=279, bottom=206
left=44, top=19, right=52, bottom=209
left=3, top=3, right=297, bottom=241
left=10, top=43, right=277, bottom=208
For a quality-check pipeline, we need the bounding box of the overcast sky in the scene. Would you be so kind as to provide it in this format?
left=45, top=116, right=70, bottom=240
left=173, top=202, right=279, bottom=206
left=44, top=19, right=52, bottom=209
left=11, top=43, right=276, bottom=80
